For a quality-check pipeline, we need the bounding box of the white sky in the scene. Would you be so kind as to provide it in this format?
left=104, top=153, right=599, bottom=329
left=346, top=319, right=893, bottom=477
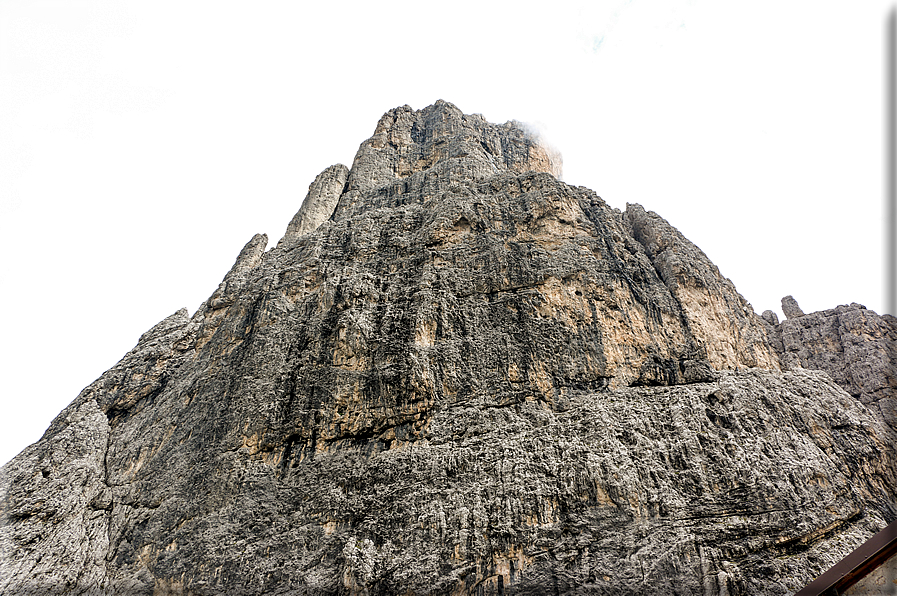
left=1, top=1, right=893, bottom=466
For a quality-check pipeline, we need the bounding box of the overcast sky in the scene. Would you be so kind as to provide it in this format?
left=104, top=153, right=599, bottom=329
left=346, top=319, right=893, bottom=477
left=1, top=1, right=893, bottom=466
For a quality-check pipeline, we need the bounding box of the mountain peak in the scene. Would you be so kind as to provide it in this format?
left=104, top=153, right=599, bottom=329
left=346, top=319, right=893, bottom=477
left=2, top=102, right=894, bottom=596
left=331, top=101, right=561, bottom=221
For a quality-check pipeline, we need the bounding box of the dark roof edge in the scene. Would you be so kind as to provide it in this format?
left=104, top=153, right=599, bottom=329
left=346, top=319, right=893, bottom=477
left=794, top=519, right=897, bottom=596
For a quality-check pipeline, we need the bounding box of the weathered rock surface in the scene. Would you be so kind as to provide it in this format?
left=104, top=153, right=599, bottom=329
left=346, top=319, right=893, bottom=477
left=623, top=204, right=780, bottom=374
left=332, top=101, right=562, bottom=222
left=764, top=300, right=897, bottom=430
left=280, top=165, right=350, bottom=245
left=2, top=101, right=895, bottom=595
left=761, top=310, right=779, bottom=326
left=781, top=296, right=805, bottom=320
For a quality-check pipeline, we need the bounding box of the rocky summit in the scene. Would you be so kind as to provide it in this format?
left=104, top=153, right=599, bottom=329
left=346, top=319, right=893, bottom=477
left=1, top=100, right=895, bottom=596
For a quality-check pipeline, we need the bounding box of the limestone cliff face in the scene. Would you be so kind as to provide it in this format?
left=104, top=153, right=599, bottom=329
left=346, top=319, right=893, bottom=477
left=762, top=298, right=897, bottom=431
left=1, top=101, right=895, bottom=596
left=333, top=101, right=562, bottom=221
left=623, top=204, right=780, bottom=374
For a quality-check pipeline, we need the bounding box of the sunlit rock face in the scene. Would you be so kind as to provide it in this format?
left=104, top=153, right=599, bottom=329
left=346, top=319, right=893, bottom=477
left=280, top=164, right=350, bottom=246
left=2, top=101, right=895, bottom=596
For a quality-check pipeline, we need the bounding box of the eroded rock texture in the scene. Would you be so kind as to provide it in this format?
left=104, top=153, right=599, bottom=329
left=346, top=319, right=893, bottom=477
left=281, top=165, right=350, bottom=245
left=2, top=101, right=895, bottom=595
left=623, top=204, right=779, bottom=374
left=764, top=300, right=897, bottom=430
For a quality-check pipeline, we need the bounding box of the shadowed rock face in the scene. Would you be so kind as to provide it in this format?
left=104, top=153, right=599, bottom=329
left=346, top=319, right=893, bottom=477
left=2, top=101, right=895, bottom=596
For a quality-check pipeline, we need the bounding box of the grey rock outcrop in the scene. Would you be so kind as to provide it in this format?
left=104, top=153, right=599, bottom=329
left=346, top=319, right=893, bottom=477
left=280, top=164, right=349, bottom=245
left=1, top=101, right=894, bottom=595
left=765, top=301, right=897, bottom=430
left=207, top=233, right=268, bottom=311
left=0, top=308, right=196, bottom=595
left=782, top=295, right=805, bottom=320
